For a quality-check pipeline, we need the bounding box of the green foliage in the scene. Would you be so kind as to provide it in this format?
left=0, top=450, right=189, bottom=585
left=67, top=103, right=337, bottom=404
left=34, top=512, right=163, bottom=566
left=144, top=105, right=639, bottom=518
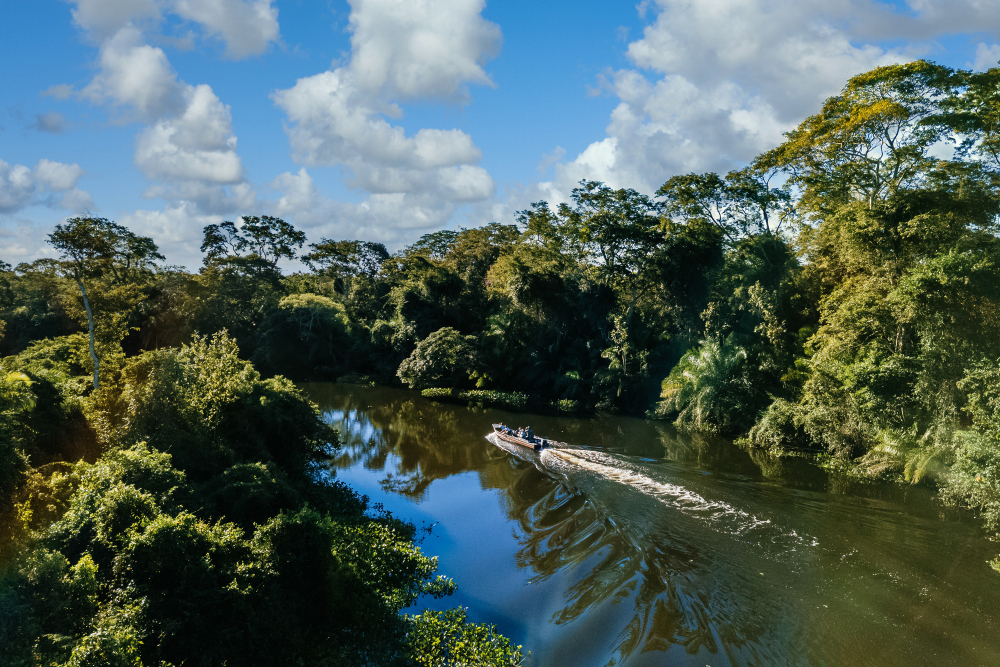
left=407, top=608, right=524, bottom=667
left=0, top=333, right=523, bottom=667
left=90, top=332, right=332, bottom=478
left=653, top=338, right=767, bottom=435
left=398, top=327, right=481, bottom=390
left=198, top=461, right=301, bottom=529
left=0, top=262, right=80, bottom=356
left=201, top=215, right=305, bottom=276
left=461, top=390, right=531, bottom=411
left=743, top=399, right=813, bottom=452
left=254, top=292, right=353, bottom=379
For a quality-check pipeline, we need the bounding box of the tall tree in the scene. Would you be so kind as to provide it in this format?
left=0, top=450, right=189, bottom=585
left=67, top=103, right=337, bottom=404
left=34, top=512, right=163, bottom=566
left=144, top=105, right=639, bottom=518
left=201, top=215, right=306, bottom=278
left=48, top=217, right=163, bottom=389
left=303, top=239, right=390, bottom=291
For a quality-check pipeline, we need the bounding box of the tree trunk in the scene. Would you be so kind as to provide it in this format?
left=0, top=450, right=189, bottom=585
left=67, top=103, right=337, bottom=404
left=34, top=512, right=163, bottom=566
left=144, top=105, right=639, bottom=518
left=77, top=278, right=99, bottom=390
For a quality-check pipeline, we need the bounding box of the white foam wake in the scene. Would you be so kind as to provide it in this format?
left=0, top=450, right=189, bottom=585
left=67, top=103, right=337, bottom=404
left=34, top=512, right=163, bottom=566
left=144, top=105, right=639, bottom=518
left=540, top=448, right=816, bottom=547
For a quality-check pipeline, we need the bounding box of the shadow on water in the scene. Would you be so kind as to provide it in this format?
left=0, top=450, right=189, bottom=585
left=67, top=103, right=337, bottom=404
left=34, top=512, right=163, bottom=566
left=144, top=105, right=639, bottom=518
left=302, top=383, right=1000, bottom=667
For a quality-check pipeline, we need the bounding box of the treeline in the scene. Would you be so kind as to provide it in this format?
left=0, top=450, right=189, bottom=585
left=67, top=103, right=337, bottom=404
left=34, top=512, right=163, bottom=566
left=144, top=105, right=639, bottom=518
left=3, top=60, right=1000, bottom=568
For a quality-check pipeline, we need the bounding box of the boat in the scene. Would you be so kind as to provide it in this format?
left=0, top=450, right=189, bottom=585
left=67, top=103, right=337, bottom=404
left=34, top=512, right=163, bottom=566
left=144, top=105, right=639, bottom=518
left=491, top=423, right=550, bottom=451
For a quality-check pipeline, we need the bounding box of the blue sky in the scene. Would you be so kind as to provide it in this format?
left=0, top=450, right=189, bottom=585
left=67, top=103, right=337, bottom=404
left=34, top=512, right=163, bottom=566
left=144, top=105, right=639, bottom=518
left=2, top=0, right=1000, bottom=269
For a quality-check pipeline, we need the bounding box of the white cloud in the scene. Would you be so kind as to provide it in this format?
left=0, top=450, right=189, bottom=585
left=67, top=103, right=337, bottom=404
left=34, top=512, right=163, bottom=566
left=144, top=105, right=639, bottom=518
left=274, top=70, right=482, bottom=174
left=348, top=0, right=501, bottom=100
left=142, top=181, right=257, bottom=216
left=67, top=9, right=258, bottom=255
left=973, top=43, right=1000, bottom=71
left=134, top=84, right=244, bottom=184
left=172, top=0, right=279, bottom=59
left=68, top=0, right=278, bottom=58
left=0, top=159, right=93, bottom=214
left=35, top=159, right=85, bottom=191
left=543, top=0, right=916, bottom=200
left=81, top=26, right=184, bottom=119
left=0, top=162, right=36, bottom=214
left=55, top=188, right=97, bottom=213
left=70, top=0, right=161, bottom=41
left=269, top=168, right=466, bottom=247
left=270, top=0, right=500, bottom=242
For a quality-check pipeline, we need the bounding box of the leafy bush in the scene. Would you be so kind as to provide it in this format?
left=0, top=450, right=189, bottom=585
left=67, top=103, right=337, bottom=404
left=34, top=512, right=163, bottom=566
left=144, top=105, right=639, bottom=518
left=550, top=398, right=582, bottom=414
left=0, top=328, right=520, bottom=667
left=90, top=332, right=333, bottom=479
left=407, top=607, right=524, bottom=667
left=398, top=327, right=481, bottom=390
left=652, top=338, right=767, bottom=435
left=461, top=390, right=530, bottom=411
left=743, top=398, right=814, bottom=452
left=253, top=292, right=353, bottom=379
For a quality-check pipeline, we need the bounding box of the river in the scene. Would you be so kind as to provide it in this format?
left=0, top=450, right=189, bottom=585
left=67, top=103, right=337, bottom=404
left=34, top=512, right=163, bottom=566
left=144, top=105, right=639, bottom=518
left=302, top=382, right=1000, bottom=667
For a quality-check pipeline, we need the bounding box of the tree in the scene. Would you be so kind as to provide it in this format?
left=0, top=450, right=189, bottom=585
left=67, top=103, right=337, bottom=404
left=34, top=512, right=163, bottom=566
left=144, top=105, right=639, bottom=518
left=201, top=215, right=306, bottom=277
left=397, top=327, right=480, bottom=390
left=196, top=216, right=306, bottom=347
left=303, top=239, right=390, bottom=290
left=756, top=60, right=958, bottom=212
left=48, top=218, right=163, bottom=389
left=657, top=168, right=793, bottom=247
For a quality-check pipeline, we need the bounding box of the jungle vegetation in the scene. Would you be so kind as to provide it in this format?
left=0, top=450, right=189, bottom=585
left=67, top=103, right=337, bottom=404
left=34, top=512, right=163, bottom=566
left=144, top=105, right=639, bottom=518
left=5, top=57, right=1000, bottom=661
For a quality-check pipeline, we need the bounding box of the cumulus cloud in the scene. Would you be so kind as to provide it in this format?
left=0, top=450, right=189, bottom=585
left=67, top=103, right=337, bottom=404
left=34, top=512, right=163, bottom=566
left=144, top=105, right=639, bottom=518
left=172, top=0, right=279, bottom=59
left=269, top=168, right=466, bottom=246
left=347, top=0, right=501, bottom=101
left=973, top=43, right=1000, bottom=71
left=70, top=0, right=161, bottom=41
left=271, top=0, right=499, bottom=241
left=66, top=2, right=257, bottom=249
left=0, top=159, right=93, bottom=214
left=135, top=84, right=243, bottom=184
left=0, top=162, right=35, bottom=214
left=81, top=26, right=185, bottom=119
left=68, top=0, right=279, bottom=58
left=541, top=0, right=935, bottom=200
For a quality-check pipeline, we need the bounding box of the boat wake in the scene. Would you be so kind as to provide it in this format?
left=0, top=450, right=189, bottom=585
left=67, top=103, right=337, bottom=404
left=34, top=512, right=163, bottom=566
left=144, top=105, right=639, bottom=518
left=536, top=447, right=817, bottom=550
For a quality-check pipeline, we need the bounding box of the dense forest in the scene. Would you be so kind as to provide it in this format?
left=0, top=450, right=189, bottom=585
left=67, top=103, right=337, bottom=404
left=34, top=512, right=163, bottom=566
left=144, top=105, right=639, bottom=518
left=5, top=58, right=1000, bottom=662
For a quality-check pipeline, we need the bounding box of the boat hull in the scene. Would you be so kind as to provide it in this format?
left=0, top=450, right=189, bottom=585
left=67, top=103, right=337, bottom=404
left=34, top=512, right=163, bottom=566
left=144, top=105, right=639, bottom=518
left=491, top=424, right=548, bottom=451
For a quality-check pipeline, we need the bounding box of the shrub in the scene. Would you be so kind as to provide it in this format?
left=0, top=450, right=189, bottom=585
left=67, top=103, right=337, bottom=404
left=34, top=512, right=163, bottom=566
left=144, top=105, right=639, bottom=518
left=461, top=390, right=530, bottom=411
left=743, top=399, right=814, bottom=452
left=398, top=327, right=480, bottom=390
left=253, top=293, right=353, bottom=379
left=407, top=607, right=524, bottom=667
left=90, top=332, right=333, bottom=479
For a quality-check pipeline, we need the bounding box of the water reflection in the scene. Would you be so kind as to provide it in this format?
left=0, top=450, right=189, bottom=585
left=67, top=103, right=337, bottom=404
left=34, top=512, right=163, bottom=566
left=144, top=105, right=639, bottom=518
left=302, top=383, right=1000, bottom=667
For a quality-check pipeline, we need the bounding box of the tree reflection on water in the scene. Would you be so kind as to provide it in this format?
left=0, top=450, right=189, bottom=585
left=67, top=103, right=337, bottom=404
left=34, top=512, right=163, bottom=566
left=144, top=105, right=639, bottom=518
left=306, top=384, right=791, bottom=665
left=303, top=383, right=1000, bottom=667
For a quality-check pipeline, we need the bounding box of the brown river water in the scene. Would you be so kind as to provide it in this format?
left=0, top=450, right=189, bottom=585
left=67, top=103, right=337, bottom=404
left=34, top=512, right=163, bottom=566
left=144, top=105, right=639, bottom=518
left=302, top=382, right=1000, bottom=667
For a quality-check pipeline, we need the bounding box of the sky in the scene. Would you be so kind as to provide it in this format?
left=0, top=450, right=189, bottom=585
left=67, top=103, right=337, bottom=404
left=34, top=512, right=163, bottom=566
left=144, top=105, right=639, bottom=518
left=2, top=0, right=1000, bottom=269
